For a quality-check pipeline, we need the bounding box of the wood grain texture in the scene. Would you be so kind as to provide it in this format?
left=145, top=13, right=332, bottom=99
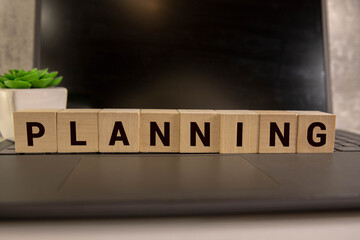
left=99, top=109, right=140, bottom=152
left=256, top=111, right=298, bottom=153
left=291, top=111, right=336, bottom=153
left=217, top=110, right=259, bottom=153
left=179, top=110, right=219, bottom=153
left=13, top=109, right=60, bottom=153
left=57, top=109, right=100, bottom=153
left=140, top=109, right=180, bottom=152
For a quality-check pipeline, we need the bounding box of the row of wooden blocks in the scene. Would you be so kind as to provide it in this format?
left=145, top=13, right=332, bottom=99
left=13, top=109, right=336, bottom=153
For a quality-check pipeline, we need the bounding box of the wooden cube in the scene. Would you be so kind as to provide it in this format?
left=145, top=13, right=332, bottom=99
left=13, top=109, right=60, bottom=153
left=179, top=110, right=220, bottom=153
left=217, top=110, right=259, bottom=153
left=256, top=111, right=298, bottom=153
left=292, top=111, right=336, bottom=153
left=99, top=109, right=140, bottom=152
left=57, top=109, right=100, bottom=153
left=140, top=109, right=180, bottom=152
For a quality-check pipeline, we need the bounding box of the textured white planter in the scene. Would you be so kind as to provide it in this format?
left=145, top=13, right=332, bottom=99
left=0, top=87, right=67, bottom=141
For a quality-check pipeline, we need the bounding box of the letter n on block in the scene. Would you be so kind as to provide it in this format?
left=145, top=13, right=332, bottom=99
left=292, top=111, right=336, bottom=153
left=140, top=109, right=180, bottom=152
left=57, top=109, right=100, bottom=153
left=217, top=110, right=259, bottom=153
left=179, top=110, right=219, bottom=153
left=257, top=111, right=297, bottom=153
left=98, top=109, right=140, bottom=152
left=13, top=109, right=60, bottom=153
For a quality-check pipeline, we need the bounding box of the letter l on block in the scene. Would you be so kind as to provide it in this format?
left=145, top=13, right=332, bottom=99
left=57, top=109, right=100, bottom=153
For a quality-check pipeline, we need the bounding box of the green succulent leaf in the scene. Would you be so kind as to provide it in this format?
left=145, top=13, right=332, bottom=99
left=17, top=72, right=39, bottom=82
left=1, top=68, right=63, bottom=88
left=39, top=68, right=49, bottom=78
left=0, top=76, right=7, bottom=83
left=9, top=69, right=18, bottom=76
left=48, top=76, right=63, bottom=87
left=31, top=78, right=53, bottom=88
left=44, top=71, right=58, bottom=79
left=30, top=68, right=38, bottom=73
left=4, top=73, right=15, bottom=80
left=4, top=80, right=31, bottom=89
left=17, top=69, right=26, bottom=78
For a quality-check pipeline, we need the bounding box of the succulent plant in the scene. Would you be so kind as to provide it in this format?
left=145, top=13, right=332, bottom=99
left=0, top=68, right=63, bottom=89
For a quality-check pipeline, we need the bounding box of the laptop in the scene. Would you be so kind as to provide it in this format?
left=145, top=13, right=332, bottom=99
left=1, top=0, right=360, bottom=218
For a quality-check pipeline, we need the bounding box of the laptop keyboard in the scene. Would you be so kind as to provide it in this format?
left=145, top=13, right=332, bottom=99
left=334, top=130, right=360, bottom=152
left=0, top=130, right=359, bottom=154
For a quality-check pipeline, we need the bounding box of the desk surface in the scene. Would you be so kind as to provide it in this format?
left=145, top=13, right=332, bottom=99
left=1, top=211, right=360, bottom=240
left=1, top=136, right=360, bottom=240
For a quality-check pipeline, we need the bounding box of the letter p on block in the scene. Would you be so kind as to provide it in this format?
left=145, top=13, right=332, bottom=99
left=13, top=109, right=60, bottom=153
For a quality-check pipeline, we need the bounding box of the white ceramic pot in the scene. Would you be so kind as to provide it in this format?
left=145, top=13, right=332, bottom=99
left=0, top=87, right=67, bottom=141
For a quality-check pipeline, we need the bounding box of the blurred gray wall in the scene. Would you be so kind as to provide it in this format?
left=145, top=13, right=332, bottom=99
left=0, top=0, right=359, bottom=132
left=327, top=0, right=360, bottom=133
left=0, top=0, right=36, bottom=73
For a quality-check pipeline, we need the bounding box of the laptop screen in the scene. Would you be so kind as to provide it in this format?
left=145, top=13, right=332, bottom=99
left=40, top=0, right=327, bottom=111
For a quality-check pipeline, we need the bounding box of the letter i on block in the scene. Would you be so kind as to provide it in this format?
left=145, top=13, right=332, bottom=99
left=140, top=109, right=180, bottom=152
left=179, top=110, right=220, bottom=153
left=256, top=111, right=298, bottom=153
left=292, top=111, right=336, bottom=153
left=57, top=109, right=101, bottom=153
left=217, top=110, right=259, bottom=153
left=99, top=109, right=140, bottom=152
left=13, top=109, right=61, bottom=153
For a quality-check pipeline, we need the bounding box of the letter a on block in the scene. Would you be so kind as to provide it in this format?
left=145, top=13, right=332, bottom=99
left=13, top=109, right=60, bottom=153
left=256, top=111, right=297, bottom=153
left=99, top=109, right=140, bottom=152
left=140, top=109, right=180, bottom=152
left=57, top=109, right=100, bottom=153
left=179, top=110, right=219, bottom=153
left=291, top=111, right=336, bottom=153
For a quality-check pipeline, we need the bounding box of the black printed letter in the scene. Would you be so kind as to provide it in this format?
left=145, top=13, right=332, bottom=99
left=150, top=122, right=170, bottom=146
left=307, top=122, right=326, bottom=147
left=237, top=122, right=243, bottom=147
left=70, top=121, right=86, bottom=146
left=26, top=122, right=45, bottom=146
left=269, top=122, right=290, bottom=147
left=109, top=121, right=129, bottom=146
left=190, top=122, right=210, bottom=147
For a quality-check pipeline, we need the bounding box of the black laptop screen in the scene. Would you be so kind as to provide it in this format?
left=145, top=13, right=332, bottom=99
left=40, top=0, right=327, bottom=110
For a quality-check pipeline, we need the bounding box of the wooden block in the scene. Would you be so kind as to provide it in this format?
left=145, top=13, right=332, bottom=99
left=217, top=110, right=259, bottom=153
left=57, top=109, right=100, bottom=153
left=291, top=111, right=336, bottom=153
left=13, top=109, right=60, bottom=153
left=140, top=109, right=180, bottom=152
left=256, top=111, right=298, bottom=153
left=99, top=109, right=140, bottom=152
left=179, top=110, right=220, bottom=153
